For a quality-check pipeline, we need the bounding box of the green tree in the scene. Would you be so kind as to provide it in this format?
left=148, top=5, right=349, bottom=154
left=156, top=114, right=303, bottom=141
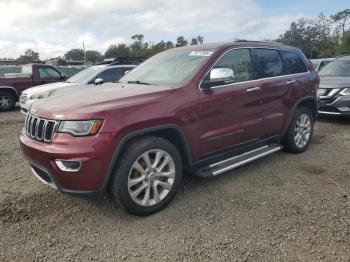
left=331, top=9, right=350, bottom=36
left=85, top=50, right=102, bottom=64
left=175, top=36, right=188, bottom=47
left=64, top=49, right=84, bottom=61
left=190, top=38, right=198, bottom=45
left=17, top=49, right=40, bottom=64
left=277, top=15, right=336, bottom=58
left=104, top=44, right=130, bottom=58
left=196, top=35, right=204, bottom=44
left=130, top=34, right=147, bottom=57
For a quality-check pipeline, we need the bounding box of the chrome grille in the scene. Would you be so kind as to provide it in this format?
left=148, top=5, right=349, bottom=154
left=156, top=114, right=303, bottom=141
left=25, top=114, right=58, bottom=143
left=20, top=93, right=28, bottom=104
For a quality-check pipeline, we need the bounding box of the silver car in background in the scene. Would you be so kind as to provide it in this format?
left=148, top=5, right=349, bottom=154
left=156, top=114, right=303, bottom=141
left=20, top=64, right=136, bottom=113
left=318, top=55, right=350, bottom=115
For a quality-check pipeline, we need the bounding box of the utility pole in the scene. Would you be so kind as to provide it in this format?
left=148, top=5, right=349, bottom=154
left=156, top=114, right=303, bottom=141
left=82, top=42, right=87, bottom=67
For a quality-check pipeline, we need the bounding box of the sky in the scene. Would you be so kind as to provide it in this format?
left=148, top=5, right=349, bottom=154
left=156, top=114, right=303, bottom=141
left=0, top=0, right=348, bottom=59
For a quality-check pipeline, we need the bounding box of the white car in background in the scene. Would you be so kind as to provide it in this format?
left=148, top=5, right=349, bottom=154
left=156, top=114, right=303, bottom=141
left=20, top=64, right=136, bottom=113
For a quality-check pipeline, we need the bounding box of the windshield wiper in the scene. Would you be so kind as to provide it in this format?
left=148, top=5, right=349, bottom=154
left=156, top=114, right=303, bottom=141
left=127, top=80, right=151, bottom=85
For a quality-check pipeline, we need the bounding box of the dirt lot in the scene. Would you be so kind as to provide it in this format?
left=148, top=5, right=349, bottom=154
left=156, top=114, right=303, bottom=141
left=0, top=109, right=349, bottom=262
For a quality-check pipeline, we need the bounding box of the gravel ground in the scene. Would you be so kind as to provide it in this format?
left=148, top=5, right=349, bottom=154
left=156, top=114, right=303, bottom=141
left=0, top=109, right=349, bottom=261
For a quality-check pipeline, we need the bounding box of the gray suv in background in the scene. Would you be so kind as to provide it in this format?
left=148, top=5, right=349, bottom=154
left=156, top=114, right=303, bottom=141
left=318, top=55, right=350, bottom=116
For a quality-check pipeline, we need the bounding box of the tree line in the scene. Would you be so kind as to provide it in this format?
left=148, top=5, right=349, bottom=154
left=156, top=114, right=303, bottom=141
left=3, top=8, right=350, bottom=64
left=277, top=9, right=350, bottom=58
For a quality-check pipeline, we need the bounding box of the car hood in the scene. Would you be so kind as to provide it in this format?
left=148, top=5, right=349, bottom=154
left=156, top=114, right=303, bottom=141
left=319, top=76, right=350, bottom=89
left=30, top=82, right=174, bottom=119
left=22, top=82, right=76, bottom=95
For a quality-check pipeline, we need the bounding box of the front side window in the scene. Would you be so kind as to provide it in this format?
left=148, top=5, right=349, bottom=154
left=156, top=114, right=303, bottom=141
left=39, top=67, right=61, bottom=79
left=211, top=48, right=253, bottom=83
left=251, top=49, right=284, bottom=79
left=121, top=49, right=213, bottom=86
left=319, top=61, right=350, bottom=77
left=280, top=50, right=308, bottom=74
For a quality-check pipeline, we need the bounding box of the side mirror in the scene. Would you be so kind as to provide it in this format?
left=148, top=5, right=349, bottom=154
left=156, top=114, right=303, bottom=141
left=94, top=78, right=104, bottom=85
left=201, top=68, right=235, bottom=89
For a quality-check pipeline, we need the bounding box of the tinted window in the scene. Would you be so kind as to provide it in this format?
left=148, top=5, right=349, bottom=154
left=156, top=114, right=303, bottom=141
left=209, top=48, right=253, bottom=83
left=95, top=68, right=125, bottom=83
left=39, top=67, right=61, bottom=79
left=280, top=50, right=308, bottom=74
left=251, top=49, right=284, bottom=79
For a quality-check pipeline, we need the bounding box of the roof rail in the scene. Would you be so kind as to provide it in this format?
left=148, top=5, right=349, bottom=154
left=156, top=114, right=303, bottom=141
left=234, top=40, right=283, bottom=45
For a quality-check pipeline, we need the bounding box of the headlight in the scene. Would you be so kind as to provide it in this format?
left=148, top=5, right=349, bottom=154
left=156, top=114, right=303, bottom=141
left=30, top=91, right=49, bottom=100
left=339, top=88, right=350, bottom=96
left=58, top=120, right=103, bottom=136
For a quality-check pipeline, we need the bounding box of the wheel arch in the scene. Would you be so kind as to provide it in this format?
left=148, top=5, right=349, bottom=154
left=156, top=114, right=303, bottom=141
left=282, top=96, right=318, bottom=137
left=101, top=124, right=192, bottom=190
left=0, top=86, right=19, bottom=101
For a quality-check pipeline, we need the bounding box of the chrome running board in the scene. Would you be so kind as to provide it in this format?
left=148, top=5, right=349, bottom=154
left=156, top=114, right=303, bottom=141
left=195, top=144, right=283, bottom=178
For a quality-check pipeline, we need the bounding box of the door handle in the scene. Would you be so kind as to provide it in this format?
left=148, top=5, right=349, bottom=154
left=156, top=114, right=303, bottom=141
left=286, top=80, right=296, bottom=85
left=246, top=86, right=261, bottom=92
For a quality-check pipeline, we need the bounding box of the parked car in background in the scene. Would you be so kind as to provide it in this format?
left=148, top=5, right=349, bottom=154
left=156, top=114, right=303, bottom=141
left=19, top=64, right=136, bottom=113
left=0, top=64, right=67, bottom=111
left=20, top=41, right=318, bottom=215
left=318, top=55, right=350, bottom=115
left=310, top=58, right=335, bottom=72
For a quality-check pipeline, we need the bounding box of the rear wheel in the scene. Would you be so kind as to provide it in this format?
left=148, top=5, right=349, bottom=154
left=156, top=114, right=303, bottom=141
left=283, top=107, right=314, bottom=153
left=0, top=91, right=16, bottom=111
left=109, top=136, right=183, bottom=216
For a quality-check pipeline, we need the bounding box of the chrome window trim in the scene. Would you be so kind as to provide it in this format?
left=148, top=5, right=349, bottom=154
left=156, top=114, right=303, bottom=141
left=198, top=46, right=310, bottom=91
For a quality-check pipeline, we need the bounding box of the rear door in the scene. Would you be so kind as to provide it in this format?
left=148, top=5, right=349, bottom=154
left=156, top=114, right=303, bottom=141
left=198, top=48, right=266, bottom=157
left=37, top=66, right=63, bottom=85
left=249, top=48, right=290, bottom=136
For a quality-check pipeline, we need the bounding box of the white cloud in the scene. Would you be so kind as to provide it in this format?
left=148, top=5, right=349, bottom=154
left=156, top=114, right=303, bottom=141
left=0, top=0, right=301, bottom=59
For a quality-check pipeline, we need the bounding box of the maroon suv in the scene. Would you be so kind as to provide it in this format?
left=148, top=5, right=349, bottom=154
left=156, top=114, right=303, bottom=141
left=20, top=41, right=319, bottom=215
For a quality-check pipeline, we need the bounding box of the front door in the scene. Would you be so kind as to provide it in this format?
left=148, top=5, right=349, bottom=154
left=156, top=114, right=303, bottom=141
left=197, top=48, right=266, bottom=157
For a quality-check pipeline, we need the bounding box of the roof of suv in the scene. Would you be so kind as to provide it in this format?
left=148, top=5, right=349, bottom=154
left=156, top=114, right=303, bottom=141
left=173, top=41, right=299, bottom=52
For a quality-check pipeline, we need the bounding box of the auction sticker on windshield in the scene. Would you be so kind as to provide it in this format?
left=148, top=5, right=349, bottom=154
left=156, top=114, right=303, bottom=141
left=189, top=51, right=213, bottom=56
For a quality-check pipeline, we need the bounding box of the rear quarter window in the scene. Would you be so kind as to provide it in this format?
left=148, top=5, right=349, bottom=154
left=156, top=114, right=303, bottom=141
left=251, top=49, right=284, bottom=79
left=280, top=50, right=308, bottom=74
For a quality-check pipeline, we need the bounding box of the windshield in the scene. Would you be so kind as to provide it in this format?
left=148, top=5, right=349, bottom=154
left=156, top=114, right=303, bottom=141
left=120, top=49, right=214, bottom=85
left=67, top=67, right=102, bottom=83
left=319, top=61, right=350, bottom=77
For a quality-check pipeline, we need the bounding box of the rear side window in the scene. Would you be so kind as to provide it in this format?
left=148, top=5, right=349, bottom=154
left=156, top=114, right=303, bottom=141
left=251, top=49, right=284, bottom=79
left=39, top=67, right=61, bottom=79
left=211, top=48, right=253, bottom=83
left=280, top=50, right=308, bottom=74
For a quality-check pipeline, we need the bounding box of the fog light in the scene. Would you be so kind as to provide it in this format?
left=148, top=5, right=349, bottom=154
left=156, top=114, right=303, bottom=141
left=55, top=160, right=81, bottom=172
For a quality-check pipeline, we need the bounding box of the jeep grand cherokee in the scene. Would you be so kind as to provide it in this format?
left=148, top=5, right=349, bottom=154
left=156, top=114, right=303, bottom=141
left=20, top=41, right=319, bottom=215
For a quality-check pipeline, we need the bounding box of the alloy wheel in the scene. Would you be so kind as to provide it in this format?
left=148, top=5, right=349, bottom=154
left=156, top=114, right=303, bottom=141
left=128, top=149, right=176, bottom=207
left=294, top=113, right=312, bottom=148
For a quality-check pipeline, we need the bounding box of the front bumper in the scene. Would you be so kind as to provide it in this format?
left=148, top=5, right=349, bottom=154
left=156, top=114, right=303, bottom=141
left=318, top=95, right=350, bottom=115
left=20, top=130, right=116, bottom=199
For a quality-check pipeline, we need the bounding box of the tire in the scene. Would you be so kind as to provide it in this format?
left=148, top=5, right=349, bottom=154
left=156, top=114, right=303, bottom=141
left=109, top=136, right=183, bottom=216
left=283, top=107, right=314, bottom=154
left=0, top=91, right=16, bottom=111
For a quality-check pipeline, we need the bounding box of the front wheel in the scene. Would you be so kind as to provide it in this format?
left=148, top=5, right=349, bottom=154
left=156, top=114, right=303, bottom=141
left=283, top=107, right=314, bottom=154
left=109, top=136, right=183, bottom=216
left=0, top=91, right=16, bottom=111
